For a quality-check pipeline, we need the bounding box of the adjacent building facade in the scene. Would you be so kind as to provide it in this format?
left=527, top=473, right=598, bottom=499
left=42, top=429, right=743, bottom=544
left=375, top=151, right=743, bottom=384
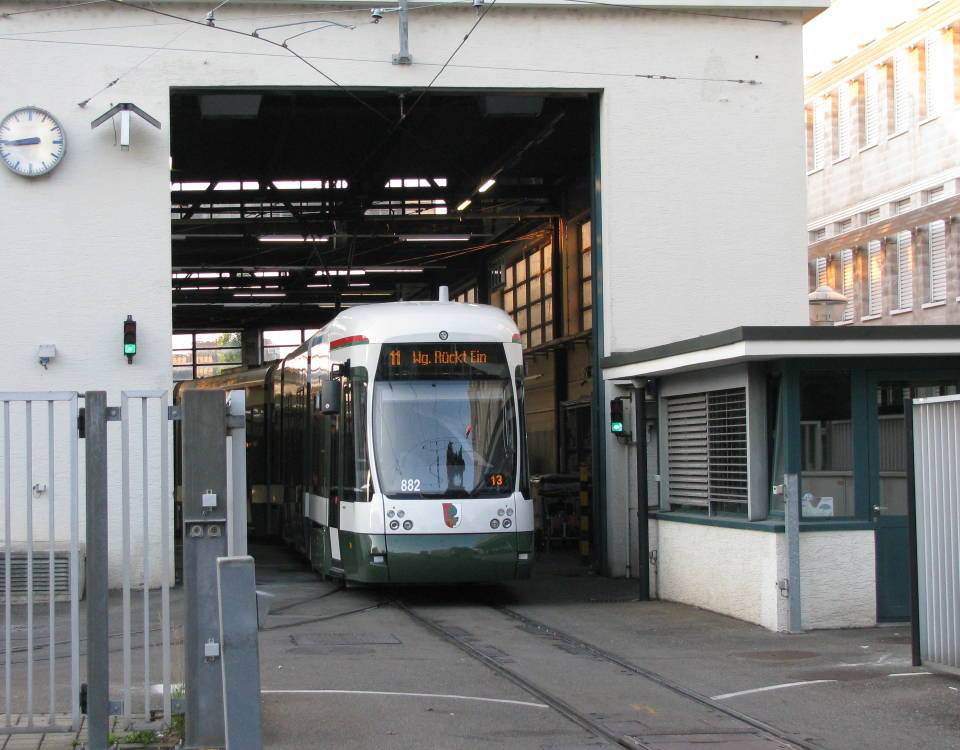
left=806, top=0, right=960, bottom=324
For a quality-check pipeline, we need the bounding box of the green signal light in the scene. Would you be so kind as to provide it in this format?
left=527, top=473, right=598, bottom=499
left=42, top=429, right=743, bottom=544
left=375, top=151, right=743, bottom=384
left=124, top=343, right=137, bottom=355
left=610, top=421, right=624, bottom=433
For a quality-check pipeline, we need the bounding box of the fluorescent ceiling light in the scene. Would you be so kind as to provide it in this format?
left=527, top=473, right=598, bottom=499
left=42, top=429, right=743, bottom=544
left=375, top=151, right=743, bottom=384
left=457, top=199, right=472, bottom=211
left=258, top=235, right=328, bottom=243
left=399, top=234, right=470, bottom=242
left=478, top=179, right=496, bottom=193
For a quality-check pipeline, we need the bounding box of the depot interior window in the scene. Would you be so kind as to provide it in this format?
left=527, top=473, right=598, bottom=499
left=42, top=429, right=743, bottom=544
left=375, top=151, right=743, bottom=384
left=172, top=331, right=243, bottom=381
left=580, top=220, right=593, bottom=332
left=665, top=387, right=748, bottom=514
left=454, top=287, right=477, bottom=304
left=502, top=244, right=553, bottom=348
left=262, top=328, right=319, bottom=362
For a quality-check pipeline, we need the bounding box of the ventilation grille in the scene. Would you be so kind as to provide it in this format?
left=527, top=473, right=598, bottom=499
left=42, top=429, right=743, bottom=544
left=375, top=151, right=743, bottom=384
left=0, top=552, right=75, bottom=601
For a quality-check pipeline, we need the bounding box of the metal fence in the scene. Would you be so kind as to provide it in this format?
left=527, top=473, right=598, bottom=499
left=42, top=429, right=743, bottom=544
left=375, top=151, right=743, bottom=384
left=0, top=390, right=177, bottom=738
left=911, top=394, right=960, bottom=673
left=0, top=392, right=81, bottom=734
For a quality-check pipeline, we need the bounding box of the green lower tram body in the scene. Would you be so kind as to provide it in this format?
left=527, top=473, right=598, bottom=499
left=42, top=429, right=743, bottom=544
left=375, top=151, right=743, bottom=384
left=306, top=527, right=535, bottom=584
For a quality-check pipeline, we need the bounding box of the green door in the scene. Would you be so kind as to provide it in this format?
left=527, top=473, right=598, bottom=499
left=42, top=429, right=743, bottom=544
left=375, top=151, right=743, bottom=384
left=869, top=377, right=957, bottom=621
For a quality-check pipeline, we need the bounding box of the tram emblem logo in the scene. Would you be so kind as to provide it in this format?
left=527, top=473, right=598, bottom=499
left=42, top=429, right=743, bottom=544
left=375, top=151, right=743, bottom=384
left=442, top=503, right=462, bottom=528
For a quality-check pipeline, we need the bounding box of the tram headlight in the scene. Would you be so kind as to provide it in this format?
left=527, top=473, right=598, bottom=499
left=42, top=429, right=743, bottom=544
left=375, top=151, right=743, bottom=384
left=387, top=510, right=395, bottom=518
left=497, top=508, right=505, bottom=516
left=389, top=520, right=400, bottom=531
left=402, top=520, right=413, bottom=530
left=506, top=508, right=513, bottom=516
left=502, top=518, right=512, bottom=529
left=490, top=518, right=500, bottom=529
left=397, top=510, right=405, bottom=519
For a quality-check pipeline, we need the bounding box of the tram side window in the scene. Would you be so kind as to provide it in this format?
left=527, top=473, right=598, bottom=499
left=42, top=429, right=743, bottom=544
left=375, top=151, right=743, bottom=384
left=340, top=371, right=370, bottom=502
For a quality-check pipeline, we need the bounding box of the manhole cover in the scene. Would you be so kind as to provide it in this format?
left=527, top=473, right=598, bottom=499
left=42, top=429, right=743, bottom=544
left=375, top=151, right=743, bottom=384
left=291, top=633, right=401, bottom=646
left=734, top=650, right=820, bottom=661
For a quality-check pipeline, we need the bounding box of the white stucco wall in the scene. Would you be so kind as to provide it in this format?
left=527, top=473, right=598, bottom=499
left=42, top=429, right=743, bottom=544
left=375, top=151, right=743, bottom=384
left=653, top=519, right=877, bottom=630
left=1, top=0, right=818, bottom=584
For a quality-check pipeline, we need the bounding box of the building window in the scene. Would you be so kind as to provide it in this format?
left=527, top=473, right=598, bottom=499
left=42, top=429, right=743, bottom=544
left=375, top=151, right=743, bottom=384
left=839, top=248, right=855, bottom=322
left=801, top=371, right=854, bottom=518
left=172, top=331, right=242, bottom=381
left=922, top=32, right=945, bottom=119
left=807, top=99, right=825, bottom=171
left=867, top=240, right=883, bottom=315
left=862, top=207, right=881, bottom=225
left=887, top=52, right=910, bottom=134
left=502, top=244, right=553, bottom=348
left=835, top=218, right=853, bottom=234
left=858, top=67, right=880, bottom=148
left=928, top=220, right=947, bottom=303
left=895, top=230, right=914, bottom=311
left=833, top=84, right=851, bottom=160
left=924, top=185, right=945, bottom=204
left=262, top=328, right=319, bottom=362
left=665, top=387, right=747, bottom=513
left=810, top=227, right=826, bottom=243
left=579, top=220, right=593, bottom=331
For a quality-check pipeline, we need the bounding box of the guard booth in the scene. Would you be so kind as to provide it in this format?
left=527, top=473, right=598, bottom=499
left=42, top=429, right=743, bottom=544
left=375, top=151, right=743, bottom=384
left=602, top=325, right=960, bottom=631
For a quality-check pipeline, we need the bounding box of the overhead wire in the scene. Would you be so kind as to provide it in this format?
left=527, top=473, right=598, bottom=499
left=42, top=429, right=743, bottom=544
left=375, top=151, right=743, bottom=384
left=0, top=0, right=105, bottom=17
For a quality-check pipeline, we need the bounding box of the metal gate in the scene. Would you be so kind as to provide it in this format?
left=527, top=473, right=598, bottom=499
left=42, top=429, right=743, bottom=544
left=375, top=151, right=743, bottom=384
left=911, top=394, right=960, bottom=673
left=0, top=390, right=177, bottom=736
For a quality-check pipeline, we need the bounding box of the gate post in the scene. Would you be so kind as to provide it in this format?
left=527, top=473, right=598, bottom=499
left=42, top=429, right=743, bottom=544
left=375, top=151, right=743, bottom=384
left=181, top=390, right=228, bottom=749
left=84, top=391, right=111, bottom=750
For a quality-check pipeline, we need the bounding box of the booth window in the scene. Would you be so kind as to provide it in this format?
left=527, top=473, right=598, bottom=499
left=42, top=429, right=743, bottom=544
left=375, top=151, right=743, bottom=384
left=665, top=387, right=747, bottom=514
left=800, top=371, right=853, bottom=518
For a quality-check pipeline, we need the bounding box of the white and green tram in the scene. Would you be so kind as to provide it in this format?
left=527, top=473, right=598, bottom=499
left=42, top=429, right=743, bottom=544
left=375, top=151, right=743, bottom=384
left=178, top=294, right=535, bottom=583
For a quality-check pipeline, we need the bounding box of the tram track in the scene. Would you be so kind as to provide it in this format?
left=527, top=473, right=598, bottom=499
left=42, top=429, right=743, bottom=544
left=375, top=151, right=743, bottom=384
left=397, top=598, right=820, bottom=750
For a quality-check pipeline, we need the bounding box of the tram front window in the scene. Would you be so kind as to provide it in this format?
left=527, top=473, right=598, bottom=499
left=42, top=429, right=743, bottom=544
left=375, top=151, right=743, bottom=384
left=373, top=343, right=516, bottom=498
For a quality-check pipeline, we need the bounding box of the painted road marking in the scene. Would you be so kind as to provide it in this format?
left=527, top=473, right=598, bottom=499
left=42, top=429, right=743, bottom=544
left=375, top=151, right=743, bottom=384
left=888, top=672, right=933, bottom=677
left=632, top=704, right=657, bottom=714
left=262, top=689, right=549, bottom=708
left=711, top=680, right=837, bottom=700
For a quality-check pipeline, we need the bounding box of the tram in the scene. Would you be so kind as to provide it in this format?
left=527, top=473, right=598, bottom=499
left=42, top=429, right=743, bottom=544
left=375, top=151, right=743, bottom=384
left=175, top=292, right=534, bottom=583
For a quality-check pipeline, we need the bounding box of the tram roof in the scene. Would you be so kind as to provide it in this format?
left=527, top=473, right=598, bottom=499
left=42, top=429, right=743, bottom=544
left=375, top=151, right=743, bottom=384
left=320, top=301, right=521, bottom=346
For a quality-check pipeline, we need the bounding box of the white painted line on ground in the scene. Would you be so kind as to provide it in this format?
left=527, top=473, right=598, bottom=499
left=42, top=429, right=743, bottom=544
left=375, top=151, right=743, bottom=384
left=262, top=689, right=549, bottom=708
left=888, top=672, right=933, bottom=677
left=711, top=680, right=837, bottom=700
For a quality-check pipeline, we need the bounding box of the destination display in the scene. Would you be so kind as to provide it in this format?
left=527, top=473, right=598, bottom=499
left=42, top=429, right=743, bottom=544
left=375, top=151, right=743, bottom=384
left=376, top=343, right=509, bottom=380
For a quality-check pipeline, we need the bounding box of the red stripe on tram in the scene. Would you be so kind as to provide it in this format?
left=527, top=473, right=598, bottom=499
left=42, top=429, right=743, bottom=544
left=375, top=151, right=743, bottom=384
left=330, top=335, right=369, bottom=350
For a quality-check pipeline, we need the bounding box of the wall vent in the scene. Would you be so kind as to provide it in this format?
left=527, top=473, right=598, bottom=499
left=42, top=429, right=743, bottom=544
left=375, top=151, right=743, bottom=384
left=0, top=549, right=84, bottom=603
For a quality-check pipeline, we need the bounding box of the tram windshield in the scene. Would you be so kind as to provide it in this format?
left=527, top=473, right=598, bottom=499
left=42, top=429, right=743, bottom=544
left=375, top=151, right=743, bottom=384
left=373, top=343, right=516, bottom=498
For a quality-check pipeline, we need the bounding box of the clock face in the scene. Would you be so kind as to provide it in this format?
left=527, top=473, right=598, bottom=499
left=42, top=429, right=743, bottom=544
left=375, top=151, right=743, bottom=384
left=0, top=107, right=66, bottom=177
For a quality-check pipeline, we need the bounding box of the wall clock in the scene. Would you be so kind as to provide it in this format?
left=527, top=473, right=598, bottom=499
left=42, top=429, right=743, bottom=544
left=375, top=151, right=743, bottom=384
left=0, top=106, right=66, bottom=177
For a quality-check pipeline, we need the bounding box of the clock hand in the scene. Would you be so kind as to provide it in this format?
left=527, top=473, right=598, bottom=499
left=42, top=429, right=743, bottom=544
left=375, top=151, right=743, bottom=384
left=0, top=137, right=41, bottom=146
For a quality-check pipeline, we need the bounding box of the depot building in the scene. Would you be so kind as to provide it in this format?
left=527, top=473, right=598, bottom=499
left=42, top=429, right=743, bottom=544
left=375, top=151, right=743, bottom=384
left=5, top=0, right=918, bottom=632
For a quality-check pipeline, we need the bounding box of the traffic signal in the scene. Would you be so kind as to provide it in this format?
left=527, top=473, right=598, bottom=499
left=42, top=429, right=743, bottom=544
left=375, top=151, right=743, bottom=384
left=610, top=397, right=624, bottom=434
left=123, top=315, right=137, bottom=363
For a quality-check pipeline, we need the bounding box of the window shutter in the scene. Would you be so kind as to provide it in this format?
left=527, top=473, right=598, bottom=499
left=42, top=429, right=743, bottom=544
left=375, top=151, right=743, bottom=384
left=837, top=85, right=850, bottom=159
left=840, top=248, right=855, bottom=322
left=893, top=52, right=909, bottom=132
left=815, top=256, right=828, bottom=287
left=896, top=230, right=913, bottom=310
left=707, top=389, right=747, bottom=505
left=925, top=34, right=942, bottom=118
left=867, top=240, right=882, bottom=315
left=812, top=99, right=825, bottom=170
left=667, top=388, right=748, bottom=510
left=667, top=394, right=709, bottom=507
left=864, top=68, right=879, bottom=145
left=928, top=220, right=946, bottom=303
